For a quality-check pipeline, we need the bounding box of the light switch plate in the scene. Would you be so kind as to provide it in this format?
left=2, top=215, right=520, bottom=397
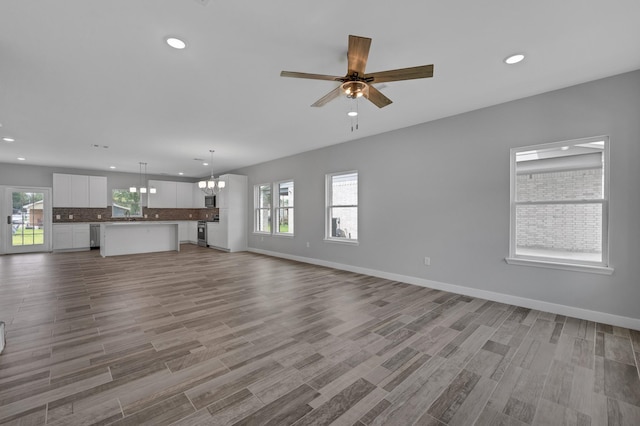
left=68, top=214, right=73, bottom=220
left=56, top=214, right=61, bottom=220
left=97, top=214, right=102, bottom=219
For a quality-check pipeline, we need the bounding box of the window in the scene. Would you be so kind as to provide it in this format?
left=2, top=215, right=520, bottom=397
left=254, top=183, right=272, bottom=233
left=254, top=181, right=295, bottom=236
left=274, top=181, right=294, bottom=235
left=507, top=136, right=612, bottom=274
left=112, top=189, right=142, bottom=218
left=326, top=171, right=358, bottom=242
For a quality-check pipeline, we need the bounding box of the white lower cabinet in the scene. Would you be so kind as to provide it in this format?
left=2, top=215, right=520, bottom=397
left=187, top=221, right=198, bottom=243
left=53, top=224, right=90, bottom=251
left=178, top=221, right=188, bottom=243
left=206, top=220, right=228, bottom=250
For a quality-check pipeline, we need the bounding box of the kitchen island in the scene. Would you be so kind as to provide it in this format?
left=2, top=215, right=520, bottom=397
left=100, top=222, right=180, bottom=257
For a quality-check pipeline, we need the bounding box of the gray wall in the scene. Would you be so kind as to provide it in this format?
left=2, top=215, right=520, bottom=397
left=232, top=69, right=640, bottom=321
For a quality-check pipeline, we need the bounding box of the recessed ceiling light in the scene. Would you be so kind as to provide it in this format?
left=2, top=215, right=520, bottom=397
left=561, top=146, right=570, bottom=151
left=504, top=54, right=525, bottom=65
left=3, top=137, right=15, bottom=142
left=17, top=157, right=26, bottom=161
left=109, top=165, right=116, bottom=169
left=178, top=172, right=184, bottom=175
left=203, top=162, right=208, bottom=166
left=347, top=111, right=358, bottom=117
left=166, top=37, right=187, bottom=50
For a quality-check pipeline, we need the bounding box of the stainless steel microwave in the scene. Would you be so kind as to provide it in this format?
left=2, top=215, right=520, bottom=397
left=204, top=195, right=216, bottom=208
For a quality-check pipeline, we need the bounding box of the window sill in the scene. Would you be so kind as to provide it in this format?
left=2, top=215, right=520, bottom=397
left=324, top=238, right=359, bottom=246
left=505, top=257, right=614, bottom=275
left=273, top=233, right=294, bottom=239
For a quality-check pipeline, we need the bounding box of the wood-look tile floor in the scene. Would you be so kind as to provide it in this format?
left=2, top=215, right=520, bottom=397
left=1, top=245, right=639, bottom=425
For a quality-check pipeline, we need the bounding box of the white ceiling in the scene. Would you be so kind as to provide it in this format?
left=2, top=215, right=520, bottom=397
left=1, top=0, right=639, bottom=179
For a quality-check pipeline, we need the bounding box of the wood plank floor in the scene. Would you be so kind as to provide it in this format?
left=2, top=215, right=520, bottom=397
left=1, top=244, right=639, bottom=425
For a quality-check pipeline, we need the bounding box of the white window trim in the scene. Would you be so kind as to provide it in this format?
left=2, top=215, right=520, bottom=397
left=253, top=183, right=272, bottom=234
left=506, top=135, right=613, bottom=275
left=274, top=179, right=294, bottom=236
left=325, top=170, right=359, bottom=244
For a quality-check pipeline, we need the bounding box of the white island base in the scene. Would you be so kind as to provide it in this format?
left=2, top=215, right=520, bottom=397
left=100, top=222, right=180, bottom=257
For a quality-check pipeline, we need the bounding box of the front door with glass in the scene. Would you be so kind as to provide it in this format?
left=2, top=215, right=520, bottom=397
left=5, top=188, right=51, bottom=253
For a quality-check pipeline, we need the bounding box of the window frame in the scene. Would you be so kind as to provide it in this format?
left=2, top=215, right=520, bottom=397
left=273, top=180, right=294, bottom=237
left=325, top=170, right=359, bottom=244
left=506, top=136, right=613, bottom=275
left=253, top=183, right=272, bottom=234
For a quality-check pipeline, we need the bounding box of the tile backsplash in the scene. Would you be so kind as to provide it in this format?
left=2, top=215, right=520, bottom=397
left=53, top=207, right=218, bottom=223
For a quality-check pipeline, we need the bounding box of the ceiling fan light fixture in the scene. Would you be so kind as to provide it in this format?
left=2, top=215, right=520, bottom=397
left=342, top=81, right=368, bottom=99
left=166, top=37, right=187, bottom=50
left=504, top=53, right=525, bottom=65
left=347, top=111, right=358, bottom=117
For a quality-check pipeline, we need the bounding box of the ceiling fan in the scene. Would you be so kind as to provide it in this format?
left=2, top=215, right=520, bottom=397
left=281, top=35, right=434, bottom=108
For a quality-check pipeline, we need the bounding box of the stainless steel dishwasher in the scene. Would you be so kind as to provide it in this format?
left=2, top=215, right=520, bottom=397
left=90, top=224, right=100, bottom=248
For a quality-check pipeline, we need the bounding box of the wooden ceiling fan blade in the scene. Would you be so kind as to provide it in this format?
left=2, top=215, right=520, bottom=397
left=365, top=64, right=434, bottom=83
left=365, top=85, right=393, bottom=108
left=347, top=35, right=372, bottom=76
left=311, top=86, right=343, bottom=107
left=280, top=71, right=343, bottom=81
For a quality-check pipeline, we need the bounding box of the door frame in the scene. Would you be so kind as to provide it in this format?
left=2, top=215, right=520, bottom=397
left=2, top=186, right=52, bottom=254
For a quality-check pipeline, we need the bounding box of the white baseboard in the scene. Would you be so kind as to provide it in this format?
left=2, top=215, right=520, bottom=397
left=248, top=248, right=640, bottom=331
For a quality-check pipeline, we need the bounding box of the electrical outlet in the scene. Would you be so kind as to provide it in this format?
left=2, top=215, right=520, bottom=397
left=97, top=214, right=102, bottom=219
left=424, top=257, right=431, bottom=266
left=56, top=214, right=60, bottom=220
left=68, top=214, right=73, bottom=220
left=306, top=242, right=310, bottom=248
left=155, top=214, right=159, bottom=218
left=189, top=214, right=192, bottom=218
left=144, top=214, right=148, bottom=218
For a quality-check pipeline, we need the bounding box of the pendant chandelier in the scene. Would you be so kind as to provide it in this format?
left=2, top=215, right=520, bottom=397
left=198, top=150, right=225, bottom=195
left=129, top=162, right=156, bottom=194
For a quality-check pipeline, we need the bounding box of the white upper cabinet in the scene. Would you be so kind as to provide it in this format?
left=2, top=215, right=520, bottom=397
left=193, top=184, right=205, bottom=208
left=176, top=182, right=194, bottom=208
left=147, top=180, right=177, bottom=208
left=53, top=174, right=72, bottom=207
left=53, top=173, right=104, bottom=208
left=148, top=180, right=206, bottom=208
left=89, top=176, right=107, bottom=208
